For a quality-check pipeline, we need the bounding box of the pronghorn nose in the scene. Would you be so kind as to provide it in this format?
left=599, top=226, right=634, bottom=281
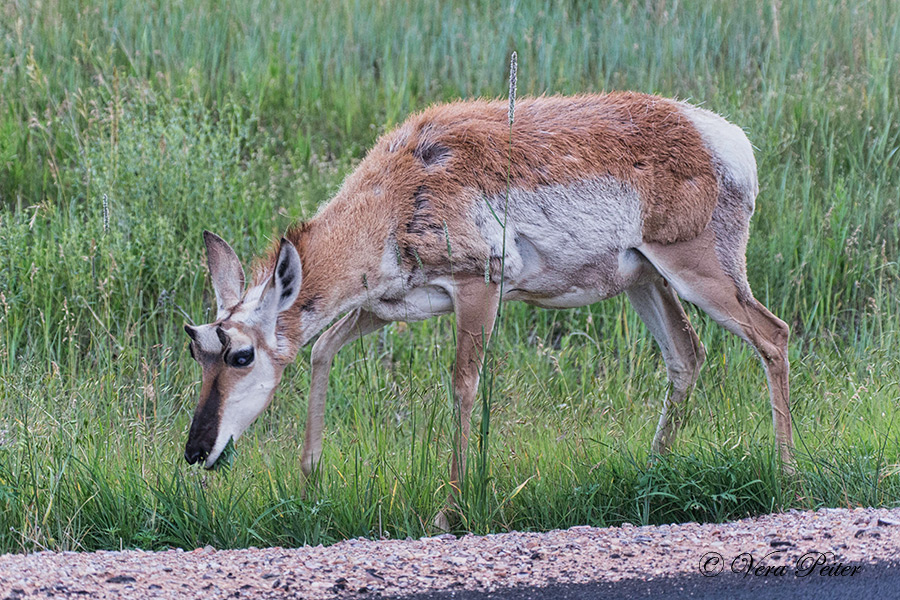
left=184, top=442, right=209, bottom=465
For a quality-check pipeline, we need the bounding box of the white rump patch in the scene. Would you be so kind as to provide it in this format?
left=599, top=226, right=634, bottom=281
left=679, top=102, right=758, bottom=300
left=678, top=102, right=758, bottom=198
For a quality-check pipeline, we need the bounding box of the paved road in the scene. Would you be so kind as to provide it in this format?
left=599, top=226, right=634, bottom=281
left=393, top=560, right=900, bottom=600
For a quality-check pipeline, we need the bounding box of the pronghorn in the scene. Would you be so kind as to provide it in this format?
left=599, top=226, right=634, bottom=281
left=183, top=93, right=793, bottom=516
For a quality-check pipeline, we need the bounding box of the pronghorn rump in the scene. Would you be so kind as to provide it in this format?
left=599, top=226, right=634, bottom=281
left=184, top=93, right=792, bottom=512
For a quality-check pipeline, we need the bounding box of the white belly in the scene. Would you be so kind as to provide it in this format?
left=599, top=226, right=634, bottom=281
left=366, top=284, right=454, bottom=322
left=474, top=177, right=647, bottom=308
left=503, top=246, right=649, bottom=308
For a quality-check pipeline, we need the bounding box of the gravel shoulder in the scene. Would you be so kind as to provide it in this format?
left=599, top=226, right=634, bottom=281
left=2, top=507, right=899, bottom=599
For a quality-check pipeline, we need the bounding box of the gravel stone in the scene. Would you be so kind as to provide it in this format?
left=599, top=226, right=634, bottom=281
left=3, top=507, right=900, bottom=598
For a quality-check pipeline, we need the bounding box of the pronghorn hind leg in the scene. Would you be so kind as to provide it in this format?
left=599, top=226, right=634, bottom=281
left=435, top=277, right=500, bottom=531
left=626, top=272, right=706, bottom=456
left=639, top=229, right=793, bottom=468
left=301, top=309, right=389, bottom=491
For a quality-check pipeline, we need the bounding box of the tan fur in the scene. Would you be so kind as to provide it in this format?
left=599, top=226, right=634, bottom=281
left=378, top=93, right=718, bottom=248
left=640, top=229, right=793, bottom=466
left=186, top=93, right=792, bottom=503
left=255, top=93, right=718, bottom=346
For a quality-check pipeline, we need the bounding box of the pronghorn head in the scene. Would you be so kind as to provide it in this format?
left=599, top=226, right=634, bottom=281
left=183, top=231, right=302, bottom=468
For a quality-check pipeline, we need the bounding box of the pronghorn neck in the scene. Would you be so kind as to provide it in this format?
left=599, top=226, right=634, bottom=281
left=254, top=198, right=393, bottom=353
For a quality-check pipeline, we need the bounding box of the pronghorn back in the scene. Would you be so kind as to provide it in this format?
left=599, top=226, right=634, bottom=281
left=277, top=93, right=756, bottom=316
left=380, top=93, right=721, bottom=245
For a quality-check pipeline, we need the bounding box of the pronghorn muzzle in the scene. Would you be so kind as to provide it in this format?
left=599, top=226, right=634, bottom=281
left=184, top=380, right=221, bottom=466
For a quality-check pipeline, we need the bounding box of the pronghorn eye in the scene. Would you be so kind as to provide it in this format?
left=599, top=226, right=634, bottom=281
left=227, top=348, right=254, bottom=368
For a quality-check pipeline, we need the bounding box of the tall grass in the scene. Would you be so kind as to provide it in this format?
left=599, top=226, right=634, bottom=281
left=0, top=0, right=899, bottom=553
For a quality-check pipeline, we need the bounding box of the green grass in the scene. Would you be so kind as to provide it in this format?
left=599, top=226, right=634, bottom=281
left=1, top=0, right=899, bottom=553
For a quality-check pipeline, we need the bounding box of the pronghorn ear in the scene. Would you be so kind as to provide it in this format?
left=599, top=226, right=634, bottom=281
left=259, top=238, right=302, bottom=317
left=204, top=231, right=245, bottom=316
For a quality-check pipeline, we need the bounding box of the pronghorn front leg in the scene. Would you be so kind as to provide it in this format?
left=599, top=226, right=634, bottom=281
left=437, top=277, right=500, bottom=528
left=301, top=309, right=389, bottom=484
